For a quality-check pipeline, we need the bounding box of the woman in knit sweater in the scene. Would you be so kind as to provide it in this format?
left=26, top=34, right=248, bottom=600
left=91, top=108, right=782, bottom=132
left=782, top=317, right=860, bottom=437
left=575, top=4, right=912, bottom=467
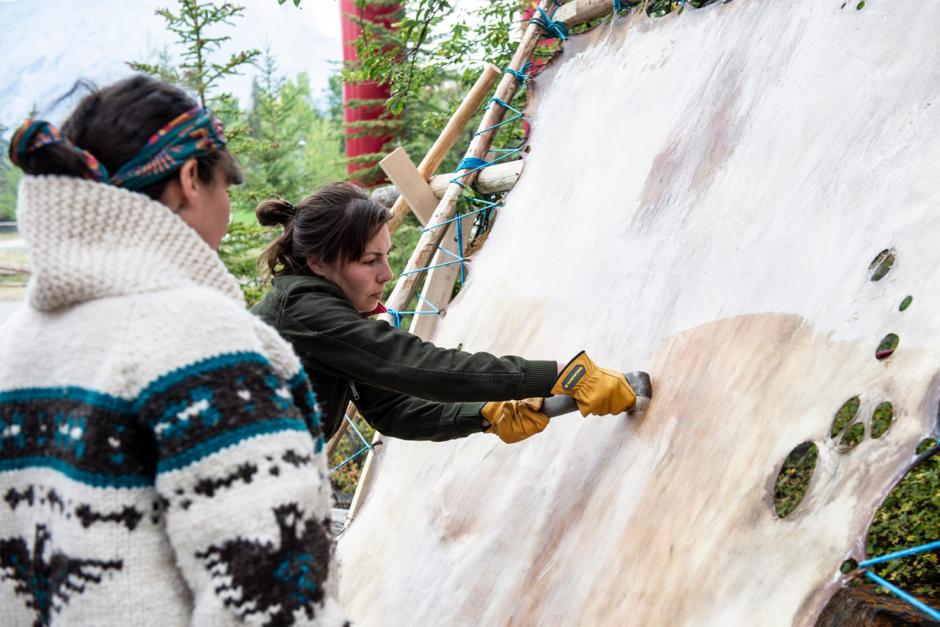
left=251, top=184, right=651, bottom=445
left=0, top=76, right=344, bottom=626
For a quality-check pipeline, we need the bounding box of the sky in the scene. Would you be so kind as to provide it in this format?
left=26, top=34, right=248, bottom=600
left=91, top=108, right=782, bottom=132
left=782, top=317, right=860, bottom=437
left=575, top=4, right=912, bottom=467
left=0, top=0, right=344, bottom=131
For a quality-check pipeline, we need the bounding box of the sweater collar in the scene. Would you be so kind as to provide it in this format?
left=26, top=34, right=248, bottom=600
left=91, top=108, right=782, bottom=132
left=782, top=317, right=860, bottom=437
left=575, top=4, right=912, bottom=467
left=17, top=175, right=244, bottom=311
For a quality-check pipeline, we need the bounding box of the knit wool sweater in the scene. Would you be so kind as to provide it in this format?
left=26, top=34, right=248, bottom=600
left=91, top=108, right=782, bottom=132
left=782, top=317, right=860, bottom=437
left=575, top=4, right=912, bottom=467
left=0, top=176, right=345, bottom=626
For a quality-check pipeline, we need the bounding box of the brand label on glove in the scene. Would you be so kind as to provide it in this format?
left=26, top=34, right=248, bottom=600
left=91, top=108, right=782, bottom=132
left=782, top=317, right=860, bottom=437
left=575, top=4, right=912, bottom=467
left=561, top=364, right=587, bottom=390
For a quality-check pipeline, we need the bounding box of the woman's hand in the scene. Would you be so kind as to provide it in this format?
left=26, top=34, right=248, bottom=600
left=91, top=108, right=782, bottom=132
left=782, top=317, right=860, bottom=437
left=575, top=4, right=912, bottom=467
left=480, top=398, right=549, bottom=443
left=552, top=351, right=651, bottom=416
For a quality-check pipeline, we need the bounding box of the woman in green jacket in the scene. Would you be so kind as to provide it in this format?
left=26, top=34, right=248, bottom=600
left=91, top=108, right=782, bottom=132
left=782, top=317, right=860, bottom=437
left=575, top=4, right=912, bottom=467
left=251, top=183, right=650, bottom=444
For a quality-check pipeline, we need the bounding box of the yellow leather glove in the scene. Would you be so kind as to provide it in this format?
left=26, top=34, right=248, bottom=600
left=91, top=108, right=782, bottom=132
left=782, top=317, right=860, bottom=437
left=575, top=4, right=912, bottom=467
left=551, top=351, right=637, bottom=416
left=481, top=398, right=549, bottom=444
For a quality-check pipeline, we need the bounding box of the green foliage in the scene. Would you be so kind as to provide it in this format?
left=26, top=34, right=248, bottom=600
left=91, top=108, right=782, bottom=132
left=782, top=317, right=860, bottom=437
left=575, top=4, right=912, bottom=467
left=329, top=414, right=377, bottom=498
left=128, top=0, right=260, bottom=108
left=131, top=1, right=348, bottom=300
left=831, top=396, right=860, bottom=437
left=837, top=421, right=865, bottom=451
left=870, top=402, right=893, bottom=439
left=217, top=221, right=275, bottom=306
left=867, top=439, right=939, bottom=601
left=773, top=442, right=817, bottom=518
left=230, top=52, right=344, bottom=216
left=385, top=213, right=421, bottom=299
left=0, top=126, right=21, bottom=221
left=346, top=1, right=519, bottom=116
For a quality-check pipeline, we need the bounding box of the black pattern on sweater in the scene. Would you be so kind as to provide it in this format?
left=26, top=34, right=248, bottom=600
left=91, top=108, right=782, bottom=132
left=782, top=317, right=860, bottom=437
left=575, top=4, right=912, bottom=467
left=195, top=503, right=332, bottom=626
left=0, top=394, right=156, bottom=485
left=138, top=356, right=318, bottom=465
left=0, top=524, right=123, bottom=626
left=5, top=485, right=146, bottom=531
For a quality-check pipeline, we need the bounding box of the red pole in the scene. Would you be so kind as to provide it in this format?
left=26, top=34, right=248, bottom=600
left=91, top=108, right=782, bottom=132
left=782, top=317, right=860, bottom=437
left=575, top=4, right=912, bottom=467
left=340, top=1, right=401, bottom=183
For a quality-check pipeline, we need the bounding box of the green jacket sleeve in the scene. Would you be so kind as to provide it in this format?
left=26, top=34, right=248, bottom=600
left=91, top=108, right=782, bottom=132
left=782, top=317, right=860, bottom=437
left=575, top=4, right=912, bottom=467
left=280, top=284, right=558, bottom=403
left=354, top=380, right=485, bottom=442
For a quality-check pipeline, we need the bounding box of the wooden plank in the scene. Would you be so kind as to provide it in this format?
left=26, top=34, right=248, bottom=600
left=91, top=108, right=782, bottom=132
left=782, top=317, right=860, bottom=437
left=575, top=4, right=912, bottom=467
left=380, top=148, right=438, bottom=225
left=387, top=64, right=502, bottom=233
left=325, top=411, right=353, bottom=460
left=344, top=432, right=381, bottom=525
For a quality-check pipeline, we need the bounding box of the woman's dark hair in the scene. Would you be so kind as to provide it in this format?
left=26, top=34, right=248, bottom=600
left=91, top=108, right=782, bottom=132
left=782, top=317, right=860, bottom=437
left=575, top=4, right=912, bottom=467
left=257, top=182, right=392, bottom=277
left=13, top=75, right=242, bottom=199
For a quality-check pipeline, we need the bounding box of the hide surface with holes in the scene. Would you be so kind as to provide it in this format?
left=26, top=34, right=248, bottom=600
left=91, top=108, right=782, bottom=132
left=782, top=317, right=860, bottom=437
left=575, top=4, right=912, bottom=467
left=337, top=2, right=940, bottom=625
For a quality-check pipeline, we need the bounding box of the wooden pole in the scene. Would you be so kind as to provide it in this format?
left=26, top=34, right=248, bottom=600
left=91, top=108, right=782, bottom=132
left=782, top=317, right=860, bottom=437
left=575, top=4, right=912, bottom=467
left=346, top=0, right=557, bottom=526
left=0, top=264, right=30, bottom=275
left=387, top=64, right=502, bottom=233
left=554, top=0, right=616, bottom=26
left=428, top=159, right=524, bottom=198
left=380, top=0, right=555, bottom=327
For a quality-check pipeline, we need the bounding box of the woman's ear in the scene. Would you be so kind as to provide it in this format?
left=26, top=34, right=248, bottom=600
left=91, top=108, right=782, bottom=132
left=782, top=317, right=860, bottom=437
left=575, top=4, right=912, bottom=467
left=177, top=159, right=201, bottom=208
left=306, top=257, right=327, bottom=276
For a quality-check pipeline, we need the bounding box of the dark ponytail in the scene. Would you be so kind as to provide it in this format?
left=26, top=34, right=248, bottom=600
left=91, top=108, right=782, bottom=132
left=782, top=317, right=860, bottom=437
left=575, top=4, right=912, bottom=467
left=257, top=182, right=392, bottom=277
left=9, top=75, right=242, bottom=200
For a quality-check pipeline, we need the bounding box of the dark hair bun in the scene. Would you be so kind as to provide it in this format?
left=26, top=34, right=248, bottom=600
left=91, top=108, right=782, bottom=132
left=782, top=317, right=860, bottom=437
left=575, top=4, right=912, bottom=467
left=256, top=198, right=296, bottom=227
left=12, top=140, right=97, bottom=180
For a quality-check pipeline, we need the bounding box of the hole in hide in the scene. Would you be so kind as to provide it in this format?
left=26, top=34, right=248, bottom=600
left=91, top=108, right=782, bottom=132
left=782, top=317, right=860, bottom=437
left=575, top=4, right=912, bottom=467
left=916, top=437, right=938, bottom=456
left=773, top=442, right=818, bottom=519
left=868, top=249, right=895, bottom=282
left=837, top=422, right=865, bottom=453
left=875, top=333, right=899, bottom=360
left=899, top=295, right=913, bottom=311
left=831, top=396, right=861, bottom=438
left=840, top=558, right=858, bottom=574
left=870, top=402, right=894, bottom=439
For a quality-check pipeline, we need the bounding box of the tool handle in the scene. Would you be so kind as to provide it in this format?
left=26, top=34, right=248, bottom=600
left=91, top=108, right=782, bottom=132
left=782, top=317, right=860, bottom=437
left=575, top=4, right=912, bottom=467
left=541, top=394, right=579, bottom=418
left=540, top=371, right=652, bottom=418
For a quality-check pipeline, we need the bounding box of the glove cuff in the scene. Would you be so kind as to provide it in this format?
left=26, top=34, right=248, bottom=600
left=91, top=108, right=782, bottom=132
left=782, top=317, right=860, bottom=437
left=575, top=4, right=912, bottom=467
left=551, top=350, right=594, bottom=395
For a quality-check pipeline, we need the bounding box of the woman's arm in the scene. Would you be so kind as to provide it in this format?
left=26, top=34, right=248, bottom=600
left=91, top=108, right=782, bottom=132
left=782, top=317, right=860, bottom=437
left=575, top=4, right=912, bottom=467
left=353, top=381, right=485, bottom=442
left=282, top=291, right=557, bottom=403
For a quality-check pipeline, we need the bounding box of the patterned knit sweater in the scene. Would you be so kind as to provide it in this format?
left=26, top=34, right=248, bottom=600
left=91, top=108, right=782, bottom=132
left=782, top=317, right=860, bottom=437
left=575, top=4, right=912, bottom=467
left=0, top=176, right=345, bottom=626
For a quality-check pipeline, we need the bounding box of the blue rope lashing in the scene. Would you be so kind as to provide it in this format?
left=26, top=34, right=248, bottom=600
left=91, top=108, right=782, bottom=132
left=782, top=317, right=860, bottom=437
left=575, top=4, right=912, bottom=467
left=331, top=443, right=372, bottom=472
left=455, top=212, right=466, bottom=284
left=858, top=539, right=940, bottom=568
left=529, top=6, right=569, bottom=40
left=387, top=308, right=403, bottom=328
left=614, top=0, right=624, bottom=10
left=329, top=414, right=375, bottom=473
left=456, top=157, right=490, bottom=172
left=504, top=62, right=533, bottom=84
left=489, top=97, right=522, bottom=115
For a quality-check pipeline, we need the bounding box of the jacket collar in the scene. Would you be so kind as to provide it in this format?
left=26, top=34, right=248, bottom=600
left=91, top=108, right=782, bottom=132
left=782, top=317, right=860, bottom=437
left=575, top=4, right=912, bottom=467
left=271, top=272, right=387, bottom=317
left=17, top=175, right=244, bottom=311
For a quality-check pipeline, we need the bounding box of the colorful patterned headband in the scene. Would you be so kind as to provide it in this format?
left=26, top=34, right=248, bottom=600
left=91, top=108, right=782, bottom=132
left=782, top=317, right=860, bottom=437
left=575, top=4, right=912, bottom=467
left=8, top=106, right=227, bottom=192
left=109, top=106, right=227, bottom=190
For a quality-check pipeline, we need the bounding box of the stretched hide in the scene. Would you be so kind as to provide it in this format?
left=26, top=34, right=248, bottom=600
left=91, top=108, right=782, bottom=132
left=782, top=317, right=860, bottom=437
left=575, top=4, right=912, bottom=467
left=337, top=1, right=940, bottom=624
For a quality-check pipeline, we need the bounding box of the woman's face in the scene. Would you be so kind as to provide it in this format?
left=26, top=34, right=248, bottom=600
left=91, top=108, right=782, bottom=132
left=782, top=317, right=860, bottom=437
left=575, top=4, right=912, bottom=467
left=310, top=224, right=394, bottom=313
left=161, top=159, right=232, bottom=250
